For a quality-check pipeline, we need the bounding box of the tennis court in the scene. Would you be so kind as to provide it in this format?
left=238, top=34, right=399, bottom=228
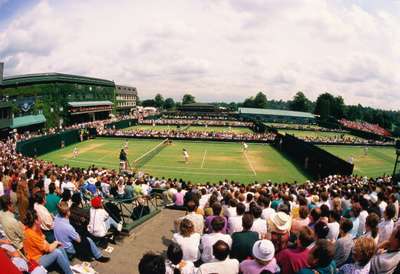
left=279, top=129, right=359, bottom=139
left=39, top=137, right=308, bottom=184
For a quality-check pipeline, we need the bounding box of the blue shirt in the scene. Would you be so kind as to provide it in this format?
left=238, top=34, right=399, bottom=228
left=54, top=215, right=80, bottom=249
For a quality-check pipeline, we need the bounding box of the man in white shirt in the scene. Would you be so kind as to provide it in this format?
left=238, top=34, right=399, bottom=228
left=228, top=203, right=245, bottom=234
left=200, top=216, right=232, bottom=263
left=250, top=206, right=267, bottom=238
left=260, top=197, right=275, bottom=221
left=197, top=240, right=239, bottom=274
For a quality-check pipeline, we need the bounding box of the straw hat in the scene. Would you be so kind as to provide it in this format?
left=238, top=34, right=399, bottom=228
left=270, top=212, right=291, bottom=232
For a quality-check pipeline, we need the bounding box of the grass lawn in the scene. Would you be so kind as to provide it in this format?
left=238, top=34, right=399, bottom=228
left=123, top=125, right=183, bottom=131
left=280, top=130, right=357, bottom=139
left=319, top=145, right=396, bottom=178
left=40, top=138, right=308, bottom=184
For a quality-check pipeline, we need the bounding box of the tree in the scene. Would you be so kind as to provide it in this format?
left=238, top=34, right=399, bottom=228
left=182, top=94, right=196, bottom=105
left=253, top=92, right=268, bottom=108
left=314, top=92, right=345, bottom=120
left=141, top=99, right=156, bottom=107
left=164, top=98, right=175, bottom=110
left=289, top=91, right=310, bottom=112
left=154, top=94, right=164, bottom=108
left=243, top=97, right=255, bottom=107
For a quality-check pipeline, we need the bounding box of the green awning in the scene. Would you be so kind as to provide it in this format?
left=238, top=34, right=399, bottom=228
left=11, top=114, right=46, bottom=129
left=68, top=101, right=113, bottom=107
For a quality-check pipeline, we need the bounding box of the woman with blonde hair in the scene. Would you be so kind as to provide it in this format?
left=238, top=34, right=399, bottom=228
left=339, top=237, right=376, bottom=274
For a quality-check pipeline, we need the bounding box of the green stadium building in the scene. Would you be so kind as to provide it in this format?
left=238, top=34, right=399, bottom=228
left=0, top=69, right=117, bottom=130
left=238, top=107, right=317, bottom=124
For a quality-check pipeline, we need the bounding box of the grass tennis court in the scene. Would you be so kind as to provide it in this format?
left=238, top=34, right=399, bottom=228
left=39, top=138, right=308, bottom=184
left=123, top=125, right=252, bottom=134
left=279, top=130, right=358, bottom=139
left=319, top=145, right=396, bottom=178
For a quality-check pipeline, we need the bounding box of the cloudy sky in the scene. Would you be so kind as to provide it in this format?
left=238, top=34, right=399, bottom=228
left=0, top=0, right=399, bottom=110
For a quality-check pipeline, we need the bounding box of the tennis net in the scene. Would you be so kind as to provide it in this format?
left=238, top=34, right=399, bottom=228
left=132, top=138, right=169, bottom=168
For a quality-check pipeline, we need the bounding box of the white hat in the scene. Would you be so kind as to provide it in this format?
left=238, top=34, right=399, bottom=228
left=270, top=212, right=292, bottom=232
left=252, top=240, right=275, bottom=262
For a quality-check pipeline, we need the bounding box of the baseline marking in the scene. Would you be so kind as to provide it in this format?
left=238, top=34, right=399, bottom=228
left=201, top=150, right=207, bottom=169
left=244, top=151, right=257, bottom=176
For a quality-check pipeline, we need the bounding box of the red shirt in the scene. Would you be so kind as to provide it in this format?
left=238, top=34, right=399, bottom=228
left=0, top=249, right=22, bottom=274
left=276, top=247, right=310, bottom=274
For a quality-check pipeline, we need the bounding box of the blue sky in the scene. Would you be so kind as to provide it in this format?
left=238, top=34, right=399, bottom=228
left=0, top=0, right=399, bottom=110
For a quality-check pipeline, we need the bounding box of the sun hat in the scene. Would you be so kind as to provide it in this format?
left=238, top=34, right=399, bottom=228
left=270, top=212, right=292, bottom=232
left=252, top=240, right=275, bottom=262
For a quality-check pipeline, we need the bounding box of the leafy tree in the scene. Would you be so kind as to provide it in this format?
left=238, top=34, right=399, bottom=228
left=154, top=94, right=164, bottom=108
left=243, top=97, right=255, bottom=107
left=253, top=92, right=268, bottom=108
left=164, top=98, right=175, bottom=110
left=182, top=94, right=196, bottom=105
left=314, top=93, right=345, bottom=120
left=141, top=99, right=156, bottom=107
left=289, top=91, right=310, bottom=112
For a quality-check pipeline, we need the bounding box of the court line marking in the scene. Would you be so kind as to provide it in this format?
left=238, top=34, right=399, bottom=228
left=244, top=151, right=257, bottom=176
left=200, top=150, right=207, bottom=169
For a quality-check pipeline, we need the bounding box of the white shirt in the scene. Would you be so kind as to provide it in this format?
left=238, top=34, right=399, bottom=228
left=34, top=203, right=53, bottom=231
left=358, top=210, right=369, bottom=236
left=224, top=207, right=237, bottom=218
left=327, top=221, right=340, bottom=241
left=200, top=233, right=232, bottom=263
left=197, top=258, right=239, bottom=274
left=178, top=212, right=204, bottom=235
left=0, top=181, right=4, bottom=196
left=199, top=194, right=210, bottom=210
left=228, top=216, right=243, bottom=234
left=87, top=208, right=110, bottom=237
left=379, top=201, right=388, bottom=217
left=172, top=233, right=201, bottom=262
left=261, top=207, right=275, bottom=221
left=378, top=219, right=394, bottom=244
left=166, top=260, right=196, bottom=274
left=61, top=181, right=75, bottom=193
left=250, top=218, right=267, bottom=238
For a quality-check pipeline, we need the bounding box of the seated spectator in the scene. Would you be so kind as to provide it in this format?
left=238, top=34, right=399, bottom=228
left=33, top=192, right=54, bottom=243
left=334, top=218, right=354, bottom=267
left=54, top=201, right=110, bottom=262
left=175, top=200, right=204, bottom=235
left=124, top=180, right=134, bottom=200
left=45, top=183, right=60, bottom=216
left=349, top=203, right=361, bottom=238
left=297, top=239, right=336, bottom=274
left=173, top=187, right=185, bottom=207
left=165, top=243, right=196, bottom=274
left=172, top=219, right=200, bottom=263
left=223, top=198, right=237, bottom=218
left=260, top=196, right=275, bottom=221
left=231, top=213, right=259, bottom=262
left=228, top=203, right=245, bottom=234
left=204, top=202, right=227, bottom=234
left=69, top=192, right=90, bottom=235
left=339, top=237, right=376, bottom=274
left=362, top=212, right=379, bottom=244
left=87, top=196, right=122, bottom=238
left=200, top=216, right=232, bottom=263
left=378, top=203, right=395, bottom=244
left=276, top=226, right=314, bottom=274
left=314, top=221, right=330, bottom=240
left=250, top=206, right=267, bottom=238
left=326, top=210, right=340, bottom=242
left=291, top=206, right=310, bottom=235
left=22, top=210, right=73, bottom=274
left=138, top=252, right=166, bottom=274
left=240, top=239, right=280, bottom=274
left=267, top=212, right=292, bottom=254
left=0, top=195, right=24, bottom=251
left=197, top=240, right=239, bottom=274
left=0, top=245, right=27, bottom=274
left=308, top=208, right=321, bottom=229
left=370, top=228, right=400, bottom=274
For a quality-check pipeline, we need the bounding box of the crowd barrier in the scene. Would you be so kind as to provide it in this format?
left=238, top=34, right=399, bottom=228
left=105, top=119, right=137, bottom=130
left=273, top=134, right=354, bottom=179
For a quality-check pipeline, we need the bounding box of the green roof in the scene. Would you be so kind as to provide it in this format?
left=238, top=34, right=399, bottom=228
left=239, top=107, right=316, bottom=119
left=2, top=73, right=115, bottom=87
left=11, top=114, right=46, bottom=129
left=68, top=101, right=113, bottom=107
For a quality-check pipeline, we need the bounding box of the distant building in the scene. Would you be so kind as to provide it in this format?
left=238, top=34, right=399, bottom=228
left=115, top=85, right=137, bottom=115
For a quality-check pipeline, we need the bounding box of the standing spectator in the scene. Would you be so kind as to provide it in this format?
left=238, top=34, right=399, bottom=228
left=276, top=226, right=314, bottom=274
left=334, top=218, right=354, bottom=267
left=172, top=219, right=200, bottom=263
left=0, top=195, right=24, bottom=250
left=240, top=239, right=280, bottom=274
left=200, top=216, right=232, bottom=263
left=231, top=213, right=259, bottom=262
left=370, top=228, right=400, bottom=274
left=297, top=239, right=336, bottom=274
left=22, top=210, right=73, bottom=274
left=228, top=203, right=245, bottom=234
left=378, top=203, right=395, bottom=244
left=165, top=243, right=196, bottom=274
left=339, top=237, right=376, bottom=274
left=197, top=240, right=239, bottom=274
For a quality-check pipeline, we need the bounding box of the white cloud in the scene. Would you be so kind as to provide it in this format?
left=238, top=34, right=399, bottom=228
left=0, top=0, right=399, bottom=109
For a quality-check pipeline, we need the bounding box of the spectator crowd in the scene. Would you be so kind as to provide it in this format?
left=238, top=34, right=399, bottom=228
left=339, top=119, right=392, bottom=137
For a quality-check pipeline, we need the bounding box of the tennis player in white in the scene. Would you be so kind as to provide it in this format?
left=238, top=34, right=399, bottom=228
left=242, top=142, right=248, bottom=152
left=73, top=147, right=79, bottom=158
left=183, top=148, right=189, bottom=164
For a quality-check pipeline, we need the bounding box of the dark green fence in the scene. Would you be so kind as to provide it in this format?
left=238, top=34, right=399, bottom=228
left=274, top=134, right=354, bottom=179
left=105, top=119, right=137, bottom=129
left=16, top=129, right=81, bottom=157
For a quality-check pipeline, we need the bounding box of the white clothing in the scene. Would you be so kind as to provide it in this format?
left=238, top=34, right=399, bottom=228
left=224, top=207, right=237, bottom=218
left=178, top=212, right=204, bottom=235
left=165, top=260, right=196, bottom=274
left=172, top=233, right=201, bottom=262
left=261, top=207, right=275, bottom=221
left=250, top=218, right=267, bottom=238
left=228, top=216, right=243, bottom=234
left=327, top=222, right=340, bottom=241
left=378, top=219, right=394, bottom=244
left=200, top=232, right=232, bottom=263
left=34, top=203, right=54, bottom=231
left=87, top=208, right=110, bottom=237
left=197, top=258, right=239, bottom=274
left=358, top=210, right=369, bottom=237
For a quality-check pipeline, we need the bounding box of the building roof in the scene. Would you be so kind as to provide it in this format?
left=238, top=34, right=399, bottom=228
left=116, top=85, right=137, bottom=95
left=11, top=114, right=46, bottom=129
left=239, top=107, right=316, bottom=119
left=68, top=101, right=113, bottom=107
left=1, top=73, right=115, bottom=87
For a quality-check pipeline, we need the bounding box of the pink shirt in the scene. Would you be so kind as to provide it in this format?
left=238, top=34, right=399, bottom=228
left=174, top=192, right=185, bottom=206
left=240, top=258, right=280, bottom=274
